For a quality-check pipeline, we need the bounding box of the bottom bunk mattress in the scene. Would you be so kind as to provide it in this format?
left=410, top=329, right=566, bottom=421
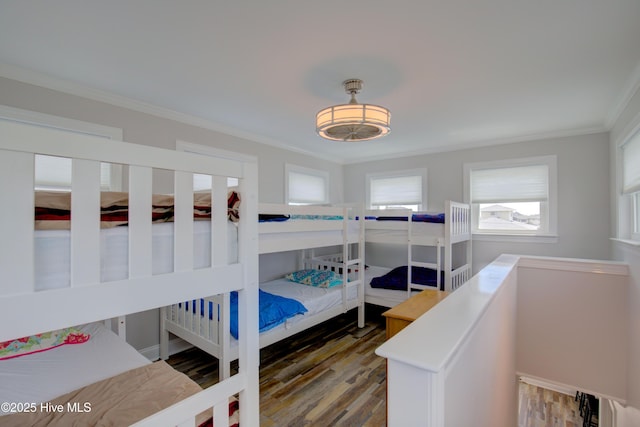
left=0, top=322, right=149, bottom=406
left=0, top=360, right=214, bottom=426
left=364, top=265, right=440, bottom=307
left=261, top=277, right=359, bottom=322
left=174, top=275, right=359, bottom=345
left=0, top=322, right=238, bottom=426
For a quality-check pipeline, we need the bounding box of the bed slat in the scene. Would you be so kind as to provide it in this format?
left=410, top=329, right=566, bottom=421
left=129, top=165, right=153, bottom=278
left=174, top=171, right=194, bottom=272
left=71, top=158, right=101, bottom=286
left=0, top=150, right=34, bottom=293
left=212, top=175, right=228, bottom=266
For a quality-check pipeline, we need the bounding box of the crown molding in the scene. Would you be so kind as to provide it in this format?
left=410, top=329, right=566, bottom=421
left=0, top=62, right=613, bottom=166
left=342, top=126, right=607, bottom=165
left=605, top=58, right=640, bottom=129
left=0, top=63, right=341, bottom=163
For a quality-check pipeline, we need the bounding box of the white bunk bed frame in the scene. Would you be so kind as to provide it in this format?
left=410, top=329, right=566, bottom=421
left=364, top=201, right=472, bottom=300
left=161, top=203, right=365, bottom=380
left=0, top=120, right=259, bottom=426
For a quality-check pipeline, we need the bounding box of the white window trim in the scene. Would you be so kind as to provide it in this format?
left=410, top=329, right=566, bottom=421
left=176, top=140, right=257, bottom=190
left=0, top=105, right=123, bottom=191
left=285, top=163, right=329, bottom=205
left=176, top=140, right=257, bottom=163
left=615, top=115, right=640, bottom=243
left=632, top=192, right=640, bottom=242
left=366, top=168, right=428, bottom=211
left=464, top=155, right=558, bottom=241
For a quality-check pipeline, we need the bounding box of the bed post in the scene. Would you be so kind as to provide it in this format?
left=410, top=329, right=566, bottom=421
left=444, top=201, right=453, bottom=292
left=159, top=307, right=169, bottom=360
left=237, top=160, right=260, bottom=427
left=342, top=206, right=349, bottom=313
left=357, top=204, right=365, bottom=328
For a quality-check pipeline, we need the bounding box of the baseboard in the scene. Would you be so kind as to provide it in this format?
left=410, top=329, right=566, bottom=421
left=138, top=337, right=194, bottom=361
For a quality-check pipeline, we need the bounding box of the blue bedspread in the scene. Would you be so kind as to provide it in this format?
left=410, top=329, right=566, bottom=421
left=230, top=289, right=307, bottom=339
left=186, top=290, right=308, bottom=339
left=370, top=265, right=444, bottom=291
left=370, top=213, right=445, bottom=223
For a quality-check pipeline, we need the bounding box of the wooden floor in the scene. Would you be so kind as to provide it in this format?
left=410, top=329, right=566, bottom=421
left=168, top=304, right=389, bottom=426
left=518, top=381, right=584, bottom=427
left=168, top=304, right=583, bottom=426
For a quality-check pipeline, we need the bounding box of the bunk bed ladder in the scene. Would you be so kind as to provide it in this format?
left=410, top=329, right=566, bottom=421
left=406, top=211, right=444, bottom=295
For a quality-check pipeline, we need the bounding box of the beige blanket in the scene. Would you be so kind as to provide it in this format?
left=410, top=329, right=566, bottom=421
left=1, top=361, right=211, bottom=426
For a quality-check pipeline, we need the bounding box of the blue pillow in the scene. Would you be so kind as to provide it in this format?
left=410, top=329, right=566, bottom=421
left=285, top=269, right=344, bottom=288
left=230, top=289, right=307, bottom=339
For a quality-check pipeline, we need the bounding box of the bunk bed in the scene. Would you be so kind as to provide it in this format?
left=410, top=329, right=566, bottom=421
left=0, top=119, right=259, bottom=426
left=161, top=203, right=365, bottom=380
left=362, top=201, right=472, bottom=307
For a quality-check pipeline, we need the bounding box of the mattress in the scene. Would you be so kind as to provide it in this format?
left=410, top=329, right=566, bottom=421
left=364, top=265, right=423, bottom=307
left=172, top=275, right=359, bottom=349
left=365, top=221, right=445, bottom=243
left=259, top=219, right=361, bottom=254
left=223, top=277, right=359, bottom=346
left=261, top=277, right=359, bottom=320
left=0, top=322, right=150, bottom=413
left=35, top=220, right=238, bottom=291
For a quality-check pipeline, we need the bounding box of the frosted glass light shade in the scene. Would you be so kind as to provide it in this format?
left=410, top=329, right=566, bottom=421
left=316, top=103, right=391, bottom=142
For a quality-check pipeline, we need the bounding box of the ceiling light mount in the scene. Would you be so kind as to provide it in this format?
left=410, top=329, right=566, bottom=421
left=316, top=78, right=391, bottom=142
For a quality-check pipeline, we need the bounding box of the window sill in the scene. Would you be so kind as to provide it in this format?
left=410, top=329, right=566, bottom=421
left=610, top=238, right=640, bottom=248
left=472, top=233, right=558, bottom=244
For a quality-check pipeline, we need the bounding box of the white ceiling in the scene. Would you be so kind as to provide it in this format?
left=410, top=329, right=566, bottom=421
left=1, top=1, right=640, bottom=163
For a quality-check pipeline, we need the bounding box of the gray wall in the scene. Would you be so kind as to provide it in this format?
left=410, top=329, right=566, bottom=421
left=344, top=132, right=611, bottom=272
left=0, top=76, right=344, bottom=351
left=610, top=84, right=640, bottom=425
left=0, top=77, right=344, bottom=205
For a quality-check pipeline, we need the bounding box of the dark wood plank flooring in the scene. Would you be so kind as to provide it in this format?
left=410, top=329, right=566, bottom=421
left=168, top=304, right=388, bottom=426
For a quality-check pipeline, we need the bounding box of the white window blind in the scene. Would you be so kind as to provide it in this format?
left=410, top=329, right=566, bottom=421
left=622, top=130, right=640, bottom=194
left=193, top=174, right=238, bottom=191
left=471, top=164, right=549, bottom=203
left=35, top=155, right=111, bottom=191
left=288, top=170, right=327, bottom=204
left=370, top=175, right=423, bottom=206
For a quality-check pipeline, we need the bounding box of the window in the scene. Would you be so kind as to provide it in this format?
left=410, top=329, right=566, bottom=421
left=35, top=155, right=113, bottom=191
left=464, top=156, right=557, bottom=236
left=634, top=193, right=640, bottom=239
left=193, top=174, right=238, bottom=191
left=285, top=164, right=329, bottom=205
left=176, top=140, right=255, bottom=191
left=367, top=169, right=427, bottom=211
left=0, top=106, right=123, bottom=191
left=622, top=128, right=640, bottom=240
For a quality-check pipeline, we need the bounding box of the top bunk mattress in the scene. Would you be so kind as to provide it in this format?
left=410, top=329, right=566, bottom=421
left=259, top=220, right=361, bottom=254
left=35, top=221, right=238, bottom=291
left=365, top=221, right=446, bottom=243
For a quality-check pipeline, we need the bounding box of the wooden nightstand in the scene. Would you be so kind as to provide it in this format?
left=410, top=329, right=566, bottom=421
left=382, top=289, right=449, bottom=339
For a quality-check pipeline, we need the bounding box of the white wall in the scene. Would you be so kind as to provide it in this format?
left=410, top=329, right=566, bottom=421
left=344, top=132, right=612, bottom=272
left=516, top=259, right=629, bottom=401
left=610, top=82, right=640, bottom=426
left=0, top=76, right=344, bottom=352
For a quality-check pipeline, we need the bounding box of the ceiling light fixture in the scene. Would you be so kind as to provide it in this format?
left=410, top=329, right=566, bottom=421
left=316, top=78, right=391, bottom=142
